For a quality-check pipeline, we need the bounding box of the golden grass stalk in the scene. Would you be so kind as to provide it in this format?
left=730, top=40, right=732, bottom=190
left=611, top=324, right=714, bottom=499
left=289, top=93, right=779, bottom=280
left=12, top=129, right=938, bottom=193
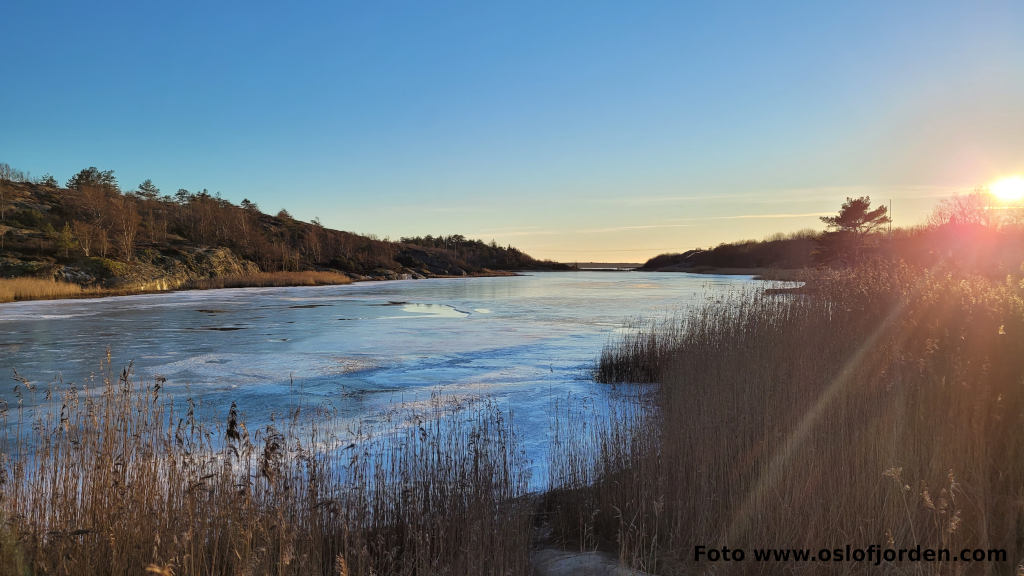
left=0, top=277, right=82, bottom=303
left=185, top=270, right=352, bottom=290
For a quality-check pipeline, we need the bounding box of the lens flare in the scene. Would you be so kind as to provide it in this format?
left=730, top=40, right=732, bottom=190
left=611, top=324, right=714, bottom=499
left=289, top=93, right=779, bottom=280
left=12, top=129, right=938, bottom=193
left=990, top=176, right=1024, bottom=202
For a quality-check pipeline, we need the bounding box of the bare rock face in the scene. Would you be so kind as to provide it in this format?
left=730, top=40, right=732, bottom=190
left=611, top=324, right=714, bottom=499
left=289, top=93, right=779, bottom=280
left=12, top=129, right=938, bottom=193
left=56, top=247, right=263, bottom=292
left=56, top=265, right=96, bottom=284
left=182, top=247, right=260, bottom=279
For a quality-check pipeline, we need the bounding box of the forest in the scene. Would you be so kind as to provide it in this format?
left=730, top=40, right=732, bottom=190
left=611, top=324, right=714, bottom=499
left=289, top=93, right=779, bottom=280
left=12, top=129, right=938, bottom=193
left=0, top=164, right=569, bottom=296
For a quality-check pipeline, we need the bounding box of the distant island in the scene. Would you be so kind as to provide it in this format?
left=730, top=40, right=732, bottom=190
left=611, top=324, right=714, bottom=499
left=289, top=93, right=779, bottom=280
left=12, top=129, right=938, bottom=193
left=0, top=164, right=571, bottom=302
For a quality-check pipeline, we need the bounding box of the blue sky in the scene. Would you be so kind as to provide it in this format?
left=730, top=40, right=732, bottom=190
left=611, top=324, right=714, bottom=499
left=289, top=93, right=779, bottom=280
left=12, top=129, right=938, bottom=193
left=2, top=1, right=1022, bottom=261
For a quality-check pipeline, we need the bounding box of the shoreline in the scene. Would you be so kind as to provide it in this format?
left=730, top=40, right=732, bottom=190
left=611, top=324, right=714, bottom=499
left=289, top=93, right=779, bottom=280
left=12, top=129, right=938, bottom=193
left=0, top=269, right=524, bottom=306
left=0, top=265, right=814, bottom=306
left=640, top=265, right=810, bottom=282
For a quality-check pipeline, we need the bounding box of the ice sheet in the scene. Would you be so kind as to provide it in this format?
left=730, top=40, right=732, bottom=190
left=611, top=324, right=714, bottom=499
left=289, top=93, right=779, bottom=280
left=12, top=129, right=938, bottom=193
left=0, top=271, right=788, bottom=486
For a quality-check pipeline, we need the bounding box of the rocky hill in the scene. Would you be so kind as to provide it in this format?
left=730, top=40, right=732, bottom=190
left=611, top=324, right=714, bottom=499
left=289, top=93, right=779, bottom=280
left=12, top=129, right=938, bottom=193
left=0, top=172, right=569, bottom=293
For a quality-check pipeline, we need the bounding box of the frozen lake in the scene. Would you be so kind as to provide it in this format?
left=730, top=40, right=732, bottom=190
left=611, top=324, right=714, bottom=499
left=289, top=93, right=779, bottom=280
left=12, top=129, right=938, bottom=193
left=0, top=271, right=775, bottom=482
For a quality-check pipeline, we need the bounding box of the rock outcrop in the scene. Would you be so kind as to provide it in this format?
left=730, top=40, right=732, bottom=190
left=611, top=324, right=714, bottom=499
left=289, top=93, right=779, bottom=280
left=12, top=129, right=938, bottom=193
left=52, top=247, right=260, bottom=291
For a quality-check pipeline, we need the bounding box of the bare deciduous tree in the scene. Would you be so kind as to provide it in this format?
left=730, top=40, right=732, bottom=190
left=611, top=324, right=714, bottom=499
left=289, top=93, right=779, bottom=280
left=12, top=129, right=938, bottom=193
left=928, top=190, right=994, bottom=228
left=112, top=197, right=141, bottom=261
left=72, top=220, right=98, bottom=257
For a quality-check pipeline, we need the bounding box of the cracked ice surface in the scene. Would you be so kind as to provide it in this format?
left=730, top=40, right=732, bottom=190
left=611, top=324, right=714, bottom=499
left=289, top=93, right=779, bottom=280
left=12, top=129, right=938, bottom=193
left=0, top=271, right=785, bottom=486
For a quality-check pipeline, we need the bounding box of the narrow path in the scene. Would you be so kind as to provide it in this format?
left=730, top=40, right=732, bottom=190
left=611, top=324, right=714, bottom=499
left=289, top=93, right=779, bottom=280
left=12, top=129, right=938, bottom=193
left=531, top=549, right=652, bottom=576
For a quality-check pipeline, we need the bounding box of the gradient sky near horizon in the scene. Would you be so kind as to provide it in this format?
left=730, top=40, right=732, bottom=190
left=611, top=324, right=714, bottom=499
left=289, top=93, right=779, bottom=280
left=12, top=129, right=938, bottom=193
left=2, top=1, right=1022, bottom=262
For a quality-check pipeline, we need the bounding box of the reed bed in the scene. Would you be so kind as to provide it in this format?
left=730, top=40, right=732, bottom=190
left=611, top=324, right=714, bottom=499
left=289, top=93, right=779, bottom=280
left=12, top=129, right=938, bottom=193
left=548, top=264, right=1024, bottom=574
left=0, top=278, right=82, bottom=303
left=0, top=271, right=351, bottom=305
left=185, top=271, right=352, bottom=290
left=0, top=364, right=531, bottom=575
left=8, top=262, right=1022, bottom=574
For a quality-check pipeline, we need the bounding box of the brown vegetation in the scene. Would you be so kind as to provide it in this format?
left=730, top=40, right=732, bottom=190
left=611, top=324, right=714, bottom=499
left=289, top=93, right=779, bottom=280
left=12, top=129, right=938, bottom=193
left=0, top=272, right=352, bottom=304
left=5, top=163, right=1024, bottom=574
left=4, top=251, right=1024, bottom=575
left=0, top=278, right=82, bottom=303
left=0, top=364, right=531, bottom=575
left=546, top=265, right=1024, bottom=574
left=0, top=165, right=567, bottom=296
left=184, top=270, right=353, bottom=290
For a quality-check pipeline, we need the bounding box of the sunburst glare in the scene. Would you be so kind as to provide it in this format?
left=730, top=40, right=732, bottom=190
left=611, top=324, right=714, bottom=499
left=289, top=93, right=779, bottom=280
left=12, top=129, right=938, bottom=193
left=990, top=176, right=1024, bottom=202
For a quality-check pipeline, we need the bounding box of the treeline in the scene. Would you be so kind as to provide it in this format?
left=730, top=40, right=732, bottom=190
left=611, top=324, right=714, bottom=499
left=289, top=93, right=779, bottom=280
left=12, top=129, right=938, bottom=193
left=641, top=230, right=818, bottom=270
left=399, top=234, right=568, bottom=270
left=641, top=193, right=1024, bottom=277
left=0, top=163, right=566, bottom=283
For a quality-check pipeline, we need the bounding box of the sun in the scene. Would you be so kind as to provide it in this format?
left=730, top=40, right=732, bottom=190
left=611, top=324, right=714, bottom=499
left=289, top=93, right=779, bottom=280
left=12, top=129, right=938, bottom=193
left=990, top=176, right=1024, bottom=202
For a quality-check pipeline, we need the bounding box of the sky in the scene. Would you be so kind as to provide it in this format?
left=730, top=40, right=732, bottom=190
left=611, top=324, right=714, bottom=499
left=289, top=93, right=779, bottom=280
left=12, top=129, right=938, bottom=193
left=2, top=1, right=1022, bottom=262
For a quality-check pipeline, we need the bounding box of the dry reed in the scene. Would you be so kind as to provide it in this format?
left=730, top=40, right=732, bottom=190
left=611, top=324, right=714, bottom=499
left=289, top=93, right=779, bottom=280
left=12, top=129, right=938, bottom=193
left=548, top=263, right=1024, bottom=574
left=9, top=262, right=1022, bottom=574
left=0, top=278, right=82, bottom=303
left=185, top=271, right=352, bottom=290
left=0, top=363, right=531, bottom=575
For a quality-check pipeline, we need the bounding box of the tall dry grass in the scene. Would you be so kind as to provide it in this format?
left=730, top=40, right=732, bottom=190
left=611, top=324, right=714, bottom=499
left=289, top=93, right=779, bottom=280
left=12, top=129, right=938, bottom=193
left=185, top=271, right=352, bottom=290
left=0, top=271, right=352, bottom=305
left=0, top=278, right=82, bottom=303
left=548, top=264, right=1024, bottom=574
left=0, top=363, right=531, bottom=575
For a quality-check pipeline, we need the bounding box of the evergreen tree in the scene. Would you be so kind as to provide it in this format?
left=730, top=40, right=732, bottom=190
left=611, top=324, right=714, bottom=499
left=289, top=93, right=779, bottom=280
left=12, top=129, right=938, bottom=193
left=67, top=167, right=118, bottom=191
left=137, top=179, right=160, bottom=200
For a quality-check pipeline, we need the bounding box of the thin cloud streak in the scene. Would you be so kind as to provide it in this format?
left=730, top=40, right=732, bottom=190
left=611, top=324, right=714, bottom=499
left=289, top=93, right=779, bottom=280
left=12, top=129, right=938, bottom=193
left=716, top=211, right=833, bottom=220
left=591, top=184, right=968, bottom=208
left=590, top=193, right=754, bottom=206
left=577, top=223, right=693, bottom=234
left=665, top=211, right=830, bottom=223
left=465, top=227, right=559, bottom=238
left=475, top=220, right=692, bottom=236
left=421, top=207, right=495, bottom=214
